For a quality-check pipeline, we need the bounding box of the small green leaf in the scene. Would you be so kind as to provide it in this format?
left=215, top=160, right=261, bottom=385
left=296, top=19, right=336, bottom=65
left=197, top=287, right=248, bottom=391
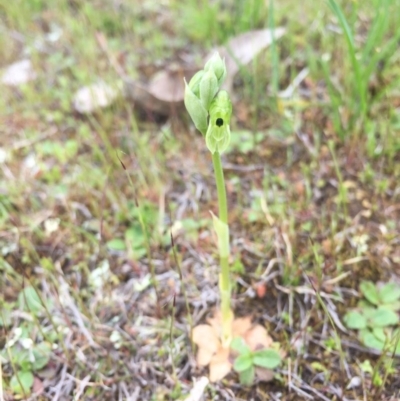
left=32, top=342, right=51, bottom=370
left=10, top=371, right=34, bottom=395
left=361, top=306, right=377, bottom=319
left=230, top=337, right=251, bottom=355
left=359, top=359, right=373, bottom=374
left=253, top=349, right=281, bottom=369
left=360, top=329, right=385, bottom=351
left=368, top=308, right=399, bottom=327
left=106, top=238, right=126, bottom=251
left=343, top=310, right=367, bottom=329
left=239, top=365, right=255, bottom=386
left=14, top=348, right=32, bottom=371
left=379, top=282, right=400, bottom=304
left=18, top=287, right=43, bottom=314
left=380, top=301, right=400, bottom=311
left=125, top=226, right=145, bottom=248
left=233, top=354, right=253, bottom=372
left=360, top=281, right=380, bottom=305
left=372, top=327, right=386, bottom=342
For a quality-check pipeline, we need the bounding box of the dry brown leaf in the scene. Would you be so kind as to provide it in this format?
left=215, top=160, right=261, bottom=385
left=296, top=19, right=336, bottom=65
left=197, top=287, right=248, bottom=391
left=32, top=376, right=45, bottom=396
left=192, top=325, right=220, bottom=366
left=206, top=310, right=222, bottom=333
left=209, top=348, right=231, bottom=382
left=232, top=316, right=252, bottom=337
left=244, top=325, right=273, bottom=351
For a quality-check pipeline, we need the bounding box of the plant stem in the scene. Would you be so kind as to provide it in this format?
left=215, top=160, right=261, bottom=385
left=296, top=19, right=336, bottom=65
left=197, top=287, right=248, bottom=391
left=212, top=152, right=228, bottom=224
left=212, top=151, right=232, bottom=347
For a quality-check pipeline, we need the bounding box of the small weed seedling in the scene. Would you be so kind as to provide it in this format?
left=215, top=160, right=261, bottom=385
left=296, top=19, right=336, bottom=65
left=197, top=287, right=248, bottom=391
left=231, top=337, right=281, bottom=386
left=343, top=280, right=400, bottom=354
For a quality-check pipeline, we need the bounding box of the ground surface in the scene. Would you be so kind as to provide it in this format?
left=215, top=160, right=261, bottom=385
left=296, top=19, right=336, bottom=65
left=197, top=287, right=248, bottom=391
left=1, top=1, right=400, bottom=400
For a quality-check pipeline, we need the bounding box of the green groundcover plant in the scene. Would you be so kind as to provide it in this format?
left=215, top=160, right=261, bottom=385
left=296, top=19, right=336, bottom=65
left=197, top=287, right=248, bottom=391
left=1, top=287, right=53, bottom=396
left=231, top=337, right=281, bottom=386
left=343, top=280, right=400, bottom=354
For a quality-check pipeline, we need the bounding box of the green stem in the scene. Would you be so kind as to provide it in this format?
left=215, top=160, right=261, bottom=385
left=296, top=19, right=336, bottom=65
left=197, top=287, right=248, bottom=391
left=212, top=152, right=228, bottom=224
left=212, top=151, right=232, bottom=347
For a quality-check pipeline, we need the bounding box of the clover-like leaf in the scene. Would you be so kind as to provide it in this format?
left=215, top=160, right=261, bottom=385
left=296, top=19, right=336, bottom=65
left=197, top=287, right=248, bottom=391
left=379, top=282, right=400, bottom=304
left=343, top=310, right=367, bottom=329
left=253, top=349, right=281, bottom=369
left=360, top=281, right=380, bottom=305
left=32, top=342, right=51, bottom=371
left=10, top=371, right=34, bottom=395
left=231, top=337, right=251, bottom=355
left=360, top=328, right=387, bottom=351
left=368, top=308, right=399, bottom=327
left=380, top=301, right=400, bottom=311
left=234, top=353, right=253, bottom=372
left=239, top=365, right=255, bottom=386
left=372, top=327, right=386, bottom=342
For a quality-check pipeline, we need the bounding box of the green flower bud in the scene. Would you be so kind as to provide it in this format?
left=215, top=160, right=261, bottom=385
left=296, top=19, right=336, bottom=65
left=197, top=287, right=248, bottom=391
left=205, top=90, right=232, bottom=154
left=184, top=79, right=208, bottom=135
left=188, top=70, right=205, bottom=98
left=199, top=70, right=218, bottom=111
left=204, top=52, right=227, bottom=86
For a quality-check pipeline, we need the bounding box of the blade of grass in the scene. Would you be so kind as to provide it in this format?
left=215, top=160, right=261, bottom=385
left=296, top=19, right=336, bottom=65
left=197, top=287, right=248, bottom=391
left=327, top=0, right=366, bottom=118
left=268, top=0, right=279, bottom=96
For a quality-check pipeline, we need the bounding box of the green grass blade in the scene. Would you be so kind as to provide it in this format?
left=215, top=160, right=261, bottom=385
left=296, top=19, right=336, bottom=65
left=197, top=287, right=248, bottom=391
left=327, top=0, right=366, bottom=117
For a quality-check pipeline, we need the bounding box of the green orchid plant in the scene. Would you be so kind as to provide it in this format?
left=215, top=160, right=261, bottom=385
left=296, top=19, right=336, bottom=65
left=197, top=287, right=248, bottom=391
left=184, top=53, right=233, bottom=346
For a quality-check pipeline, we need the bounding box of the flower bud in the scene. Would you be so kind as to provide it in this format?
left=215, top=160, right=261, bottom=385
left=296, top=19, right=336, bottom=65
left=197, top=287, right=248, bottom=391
left=188, top=70, right=205, bottom=98
left=184, top=79, right=208, bottom=135
left=205, top=90, right=232, bottom=153
left=199, top=70, right=218, bottom=111
left=204, top=52, right=227, bottom=86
